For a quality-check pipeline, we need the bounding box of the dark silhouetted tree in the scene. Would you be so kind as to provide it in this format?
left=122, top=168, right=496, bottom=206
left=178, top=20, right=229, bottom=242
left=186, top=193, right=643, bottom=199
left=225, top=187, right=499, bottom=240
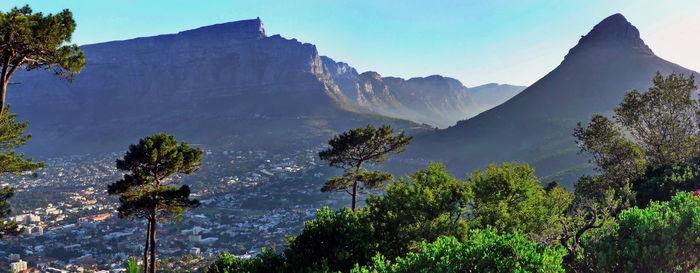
left=108, top=133, right=202, bottom=273
left=319, top=124, right=411, bottom=211
left=0, top=109, right=43, bottom=239
left=614, top=72, right=698, bottom=165
left=0, top=5, right=85, bottom=115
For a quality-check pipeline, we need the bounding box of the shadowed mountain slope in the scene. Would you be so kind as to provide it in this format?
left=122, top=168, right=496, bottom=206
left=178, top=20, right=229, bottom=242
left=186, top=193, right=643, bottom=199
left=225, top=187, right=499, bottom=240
left=8, top=18, right=429, bottom=156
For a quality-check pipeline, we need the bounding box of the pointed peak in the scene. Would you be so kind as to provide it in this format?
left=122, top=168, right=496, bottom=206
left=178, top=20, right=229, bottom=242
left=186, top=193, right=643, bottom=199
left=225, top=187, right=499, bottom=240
left=585, top=13, right=638, bottom=41
left=564, top=13, right=652, bottom=60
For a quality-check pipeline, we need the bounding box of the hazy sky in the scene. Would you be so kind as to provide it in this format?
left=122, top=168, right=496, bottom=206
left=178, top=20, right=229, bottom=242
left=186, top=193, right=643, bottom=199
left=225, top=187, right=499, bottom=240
left=4, top=0, right=700, bottom=86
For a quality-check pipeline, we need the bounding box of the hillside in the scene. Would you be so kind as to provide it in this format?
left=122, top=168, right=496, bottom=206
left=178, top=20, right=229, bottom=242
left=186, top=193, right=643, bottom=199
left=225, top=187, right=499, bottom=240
left=408, top=14, right=698, bottom=186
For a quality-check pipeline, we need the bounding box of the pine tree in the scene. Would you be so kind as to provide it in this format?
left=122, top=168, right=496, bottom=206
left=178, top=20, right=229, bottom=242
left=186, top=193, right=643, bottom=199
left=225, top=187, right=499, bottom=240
left=0, top=5, right=85, bottom=115
left=0, top=108, right=44, bottom=239
left=108, top=133, right=202, bottom=273
left=319, top=125, right=411, bottom=211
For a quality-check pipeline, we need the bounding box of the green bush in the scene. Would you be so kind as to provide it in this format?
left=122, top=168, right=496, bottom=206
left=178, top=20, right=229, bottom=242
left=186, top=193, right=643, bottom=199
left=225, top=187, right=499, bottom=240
left=284, top=207, right=376, bottom=272
left=585, top=192, right=700, bottom=272
left=352, top=229, right=565, bottom=273
left=634, top=158, right=700, bottom=207
left=365, top=162, right=471, bottom=259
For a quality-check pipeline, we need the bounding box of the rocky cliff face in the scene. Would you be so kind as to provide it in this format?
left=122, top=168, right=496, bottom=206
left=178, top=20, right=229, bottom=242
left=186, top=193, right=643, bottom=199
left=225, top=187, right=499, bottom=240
left=9, top=18, right=424, bottom=156
left=322, top=56, right=481, bottom=128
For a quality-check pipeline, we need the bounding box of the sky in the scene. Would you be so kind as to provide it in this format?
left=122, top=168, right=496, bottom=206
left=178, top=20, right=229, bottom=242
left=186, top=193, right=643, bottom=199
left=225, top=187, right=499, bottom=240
left=4, top=0, right=700, bottom=86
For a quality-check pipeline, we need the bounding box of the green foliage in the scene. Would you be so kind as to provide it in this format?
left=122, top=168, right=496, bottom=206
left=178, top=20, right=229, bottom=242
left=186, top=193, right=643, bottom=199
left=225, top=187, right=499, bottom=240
left=0, top=186, right=22, bottom=238
left=204, top=250, right=287, bottom=273
left=126, top=256, right=140, bottom=273
left=574, top=72, right=700, bottom=209
left=285, top=207, right=376, bottom=273
left=352, top=229, right=566, bottom=273
left=108, top=133, right=202, bottom=220
left=0, top=109, right=44, bottom=239
left=468, top=162, right=573, bottom=238
left=365, top=162, right=471, bottom=259
left=319, top=124, right=412, bottom=210
left=573, top=115, right=646, bottom=206
left=203, top=253, right=247, bottom=273
left=584, top=192, right=700, bottom=272
left=0, top=108, right=43, bottom=174
left=0, top=5, right=85, bottom=113
left=108, top=133, right=202, bottom=273
left=634, top=157, right=700, bottom=207
left=614, top=72, right=699, bottom=165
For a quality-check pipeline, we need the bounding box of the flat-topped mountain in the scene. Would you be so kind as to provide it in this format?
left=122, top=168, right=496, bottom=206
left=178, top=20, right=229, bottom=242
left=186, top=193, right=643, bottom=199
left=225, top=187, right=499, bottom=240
left=8, top=18, right=428, bottom=156
left=409, top=14, right=697, bottom=185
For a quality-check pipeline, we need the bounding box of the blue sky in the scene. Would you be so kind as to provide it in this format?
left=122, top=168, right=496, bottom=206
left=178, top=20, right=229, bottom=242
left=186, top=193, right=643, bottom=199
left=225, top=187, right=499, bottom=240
left=5, top=0, right=700, bottom=86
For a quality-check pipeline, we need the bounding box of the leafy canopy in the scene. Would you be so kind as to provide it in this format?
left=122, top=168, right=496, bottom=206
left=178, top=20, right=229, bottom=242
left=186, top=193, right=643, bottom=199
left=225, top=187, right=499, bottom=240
left=365, top=162, right=471, bottom=259
left=108, top=133, right=202, bottom=220
left=584, top=192, right=700, bottom=272
left=468, top=162, right=573, bottom=237
left=284, top=207, right=377, bottom=273
left=0, top=109, right=43, bottom=239
left=614, top=72, right=699, bottom=165
left=352, top=229, right=566, bottom=273
left=319, top=124, right=411, bottom=210
left=0, top=5, right=85, bottom=114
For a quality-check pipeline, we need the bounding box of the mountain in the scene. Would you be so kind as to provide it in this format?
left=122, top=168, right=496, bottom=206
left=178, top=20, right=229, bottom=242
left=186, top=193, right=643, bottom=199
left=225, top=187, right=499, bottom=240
left=8, top=18, right=429, bottom=156
left=408, top=14, right=698, bottom=186
left=323, top=56, right=488, bottom=128
left=467, top=83, right=526, bottom=112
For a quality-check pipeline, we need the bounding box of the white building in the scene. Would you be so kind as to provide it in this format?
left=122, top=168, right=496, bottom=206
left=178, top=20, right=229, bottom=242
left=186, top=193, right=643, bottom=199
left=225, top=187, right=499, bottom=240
left=10, top=259, right=27, bottom=273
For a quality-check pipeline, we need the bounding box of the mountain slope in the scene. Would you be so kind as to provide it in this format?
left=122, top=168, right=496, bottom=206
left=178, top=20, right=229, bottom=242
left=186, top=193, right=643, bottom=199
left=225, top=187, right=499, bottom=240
left=8, top=18, right=428, bottom=156
left=323, top=56, right=483, bottom=128
left=467, top=83, right=526, bottom=112
left=408, top=14, right=697, bottom=186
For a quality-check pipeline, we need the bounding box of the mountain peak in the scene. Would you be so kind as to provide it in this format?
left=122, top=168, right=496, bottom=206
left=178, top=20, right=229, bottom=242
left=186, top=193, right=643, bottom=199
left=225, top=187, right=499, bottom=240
left=586, top=14, right=639, bottom=41
left=565, top=13, right=652, bottom=59
left=178, top=18, right=266, bottom=39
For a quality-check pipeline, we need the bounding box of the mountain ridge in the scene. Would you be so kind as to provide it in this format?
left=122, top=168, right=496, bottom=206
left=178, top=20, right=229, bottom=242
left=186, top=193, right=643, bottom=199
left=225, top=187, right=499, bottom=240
left=8, top=18, right=429, bottom=156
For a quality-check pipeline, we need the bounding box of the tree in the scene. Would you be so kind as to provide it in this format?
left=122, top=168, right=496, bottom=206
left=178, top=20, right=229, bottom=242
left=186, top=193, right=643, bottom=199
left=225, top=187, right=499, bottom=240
left=0, top=5, right=85, bottom=115
left=584, top=192, right=700, bottom=272
left=0, top=109, right=43, bottom=239
left=319, top=125, right=412, bottom=211
left=633, top=156, right=700, bottom=207
left=0, top=186, right=22, bottom=238
left=573, top=115, right=647, bottom=191
left=351, top=229, right=566, bottom=273
left=468, top=162, right=573, bottom=238
left=614, top=72, right=698, bottom=166
left=284, top=207, right=377, bottom=273
left=108, top=133, right=202, bottom=273
left=126, top=256, right=140, bottom=273
left=574, top=72, right=700, bottom=208
left=365, top=162, right=471, bottom=259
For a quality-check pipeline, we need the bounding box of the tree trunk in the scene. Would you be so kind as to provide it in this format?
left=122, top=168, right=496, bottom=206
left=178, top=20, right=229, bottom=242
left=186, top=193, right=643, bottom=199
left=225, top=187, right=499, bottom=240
left=0, top=79, right=7, bottom=116
left=351, top=181, right=358, bottom=211
left=149, top=211, right=157, bottom=273
left=350, top=164, right=362, bottom=211
left=143, top=219, right=151, bottom=273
